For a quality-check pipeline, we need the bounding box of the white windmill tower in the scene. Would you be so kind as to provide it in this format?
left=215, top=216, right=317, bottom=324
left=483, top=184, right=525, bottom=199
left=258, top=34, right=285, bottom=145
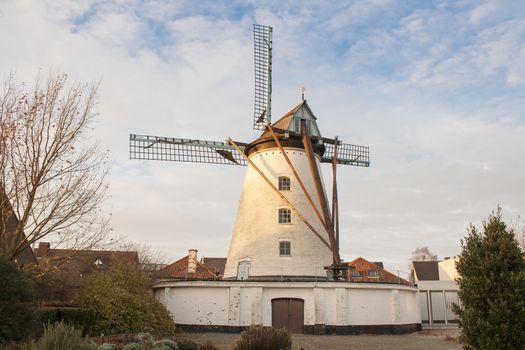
left=130, top=24, right=370, bottom=281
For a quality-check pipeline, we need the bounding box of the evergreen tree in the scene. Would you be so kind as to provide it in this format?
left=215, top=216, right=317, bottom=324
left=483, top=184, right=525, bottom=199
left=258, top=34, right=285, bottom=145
left=0, top=255, right=36, bottom=341
left=455, top=209, right=525, bottom=350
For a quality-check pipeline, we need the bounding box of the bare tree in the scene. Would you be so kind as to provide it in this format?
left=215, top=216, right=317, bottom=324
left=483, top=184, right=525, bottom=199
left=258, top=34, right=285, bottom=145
left=118, top=241, right=168, bottom=272
left=410, top=246, right=438, bottom=261
left=408, top=246, right=438, bottom=282
left=0, top=72, right=109, bottom=267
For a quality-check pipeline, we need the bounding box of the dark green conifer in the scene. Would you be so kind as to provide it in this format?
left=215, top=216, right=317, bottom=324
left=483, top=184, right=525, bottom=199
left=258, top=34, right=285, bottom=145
left=455, top=208, right=525, bottom=350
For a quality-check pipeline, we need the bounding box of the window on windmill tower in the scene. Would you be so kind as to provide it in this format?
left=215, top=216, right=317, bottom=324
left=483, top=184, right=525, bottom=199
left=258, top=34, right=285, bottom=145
left=278, top=208, right=291, bottom=224
left=278, top=176, right=291, bottom=191
left=279, top=241, right=291, bottom=256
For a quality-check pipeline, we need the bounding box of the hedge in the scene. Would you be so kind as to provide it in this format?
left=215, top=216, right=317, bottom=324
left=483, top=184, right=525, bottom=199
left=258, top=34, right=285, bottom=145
left=36, top=307, right=97, bottom=336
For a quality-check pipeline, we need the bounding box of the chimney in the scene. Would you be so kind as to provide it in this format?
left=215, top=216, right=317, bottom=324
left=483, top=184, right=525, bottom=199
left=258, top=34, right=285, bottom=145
left=188, top=249, right=198, bottom=274
left=38, top=242, right=50, bottom=257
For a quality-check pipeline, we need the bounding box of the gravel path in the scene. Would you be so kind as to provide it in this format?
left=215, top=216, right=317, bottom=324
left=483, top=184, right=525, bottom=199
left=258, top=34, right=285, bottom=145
left=181, top=330, right=461, bottom=350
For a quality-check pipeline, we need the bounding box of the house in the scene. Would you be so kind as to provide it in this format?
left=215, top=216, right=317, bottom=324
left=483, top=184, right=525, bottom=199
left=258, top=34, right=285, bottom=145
left=154, top=249, right=219, bottom=280
left=343, top=257, right=411, bottom=285
left=410, top=257, right=459, bottom=328
left=34, top=242, right=139, bottom=305
left=0, top=188, right=37, bottom=267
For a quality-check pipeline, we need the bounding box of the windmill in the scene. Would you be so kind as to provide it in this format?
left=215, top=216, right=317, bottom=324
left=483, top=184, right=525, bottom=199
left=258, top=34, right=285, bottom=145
left=129, top=24, right=370, bottom=280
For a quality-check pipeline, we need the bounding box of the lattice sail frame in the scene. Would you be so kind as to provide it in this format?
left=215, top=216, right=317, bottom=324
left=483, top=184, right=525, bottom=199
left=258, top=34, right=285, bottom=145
left=253, top=24, right=273, bottom=130
left=129, top=134, right=247, bottom=166
left=321, top=142, right=370, bottom=167
left=130, top=134, right=368, bottom=167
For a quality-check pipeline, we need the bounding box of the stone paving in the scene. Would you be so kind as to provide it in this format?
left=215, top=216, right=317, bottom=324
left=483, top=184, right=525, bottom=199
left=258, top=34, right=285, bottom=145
left=181, top=330, right=461, bottom=350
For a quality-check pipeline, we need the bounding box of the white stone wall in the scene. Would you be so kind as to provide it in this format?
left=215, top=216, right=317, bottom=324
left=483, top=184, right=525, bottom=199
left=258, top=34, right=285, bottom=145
left=153, top=281, right=421, bottom=328
left=224, top=147, right=333, bottom=279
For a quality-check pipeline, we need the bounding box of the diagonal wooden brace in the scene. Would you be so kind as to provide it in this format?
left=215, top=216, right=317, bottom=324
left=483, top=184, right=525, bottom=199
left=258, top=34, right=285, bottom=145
left=300, top=121, right=341, bottom=265
left=266, top=124, right=328, bottom=230
left=227, top=137, right=333, bottom=253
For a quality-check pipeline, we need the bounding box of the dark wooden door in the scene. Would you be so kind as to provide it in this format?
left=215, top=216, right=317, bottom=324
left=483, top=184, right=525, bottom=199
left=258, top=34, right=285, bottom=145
left=271, top=298, right=304, bottom=333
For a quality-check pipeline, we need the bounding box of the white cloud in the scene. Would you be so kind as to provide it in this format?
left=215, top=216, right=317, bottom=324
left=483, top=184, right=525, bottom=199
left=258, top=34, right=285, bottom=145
left=469, top=0, right=499, bottom=24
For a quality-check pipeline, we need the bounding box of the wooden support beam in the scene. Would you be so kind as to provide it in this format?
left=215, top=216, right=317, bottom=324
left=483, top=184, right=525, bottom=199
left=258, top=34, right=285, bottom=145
left=332, top=137, right=340, bottom=253
left=300, top=121, right=341, bottom=265
left=271, top=127, right=338, bottom=144
left=227, top=137, right=333, bottom=252
left=266, top=124, right=328, bottom=230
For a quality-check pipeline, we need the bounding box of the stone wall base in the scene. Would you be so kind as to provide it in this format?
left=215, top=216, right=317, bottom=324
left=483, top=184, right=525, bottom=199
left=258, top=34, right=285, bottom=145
left=175, top=323, right=422, bottom=335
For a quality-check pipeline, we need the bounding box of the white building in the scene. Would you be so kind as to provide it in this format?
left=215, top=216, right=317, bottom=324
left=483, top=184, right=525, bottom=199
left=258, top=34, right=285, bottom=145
left=410, top=257, right=459, bottom=328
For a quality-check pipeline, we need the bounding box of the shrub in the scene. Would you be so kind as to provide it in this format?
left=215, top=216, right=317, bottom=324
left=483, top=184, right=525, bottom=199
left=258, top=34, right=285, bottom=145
left=199, top=341, right=219, bottom=350
left=98, top=344, right=115, bottom=350
left=21, top=321, right=97, bottom=350
left=233, top=326, right=291, bottom=350
left=122, top=343, right=143, bottom=350
left=80, top=262, right=176, bottom=336
left=455, top=209, right=525, bottom=350
left=36, top=307, right=97, bottom=336
left=120, top=337, right=179, bottom=350
left=0, top=256, right=37, bottom=342
left=177, top=340, right=199, bottom=350
left=154, top=339, right=179, bottom=350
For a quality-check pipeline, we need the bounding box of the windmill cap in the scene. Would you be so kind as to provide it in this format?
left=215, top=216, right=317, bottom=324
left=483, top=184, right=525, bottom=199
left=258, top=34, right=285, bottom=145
left=244, top=100, right=325, bottom=157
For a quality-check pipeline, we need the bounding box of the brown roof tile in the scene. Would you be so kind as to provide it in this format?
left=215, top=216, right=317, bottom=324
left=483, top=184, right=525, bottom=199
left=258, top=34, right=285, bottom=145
left=344, top=257, right=410, bottom=285
left=201, top=257, right=226, bottom=276
left=412, top=261, right=439, bottom=281
left=154, top=255, right=218, bottom=280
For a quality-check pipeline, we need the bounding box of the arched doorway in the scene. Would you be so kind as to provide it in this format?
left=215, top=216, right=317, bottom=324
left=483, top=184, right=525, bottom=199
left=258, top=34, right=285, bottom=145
left=271, top=298, right=304, bottom=333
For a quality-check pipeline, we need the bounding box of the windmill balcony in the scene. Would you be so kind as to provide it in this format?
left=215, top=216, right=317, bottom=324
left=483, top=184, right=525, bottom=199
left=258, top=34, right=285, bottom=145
left=155, top=265, right=413, bottom=285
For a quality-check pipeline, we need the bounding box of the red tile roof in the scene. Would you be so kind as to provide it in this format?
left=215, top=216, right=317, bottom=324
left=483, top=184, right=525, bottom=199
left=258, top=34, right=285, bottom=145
left=344, top=257, right=410, bottom=285
left=154, top=255, right=219, bottom=280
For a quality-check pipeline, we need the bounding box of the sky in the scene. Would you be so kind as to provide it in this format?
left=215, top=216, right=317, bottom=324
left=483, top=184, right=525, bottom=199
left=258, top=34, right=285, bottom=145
left=1, top=0, right=524, bottom=277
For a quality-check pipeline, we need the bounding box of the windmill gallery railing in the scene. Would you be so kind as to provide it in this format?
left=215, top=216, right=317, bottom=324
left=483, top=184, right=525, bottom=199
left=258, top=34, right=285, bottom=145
left=156, top=265, right=412, bottom=286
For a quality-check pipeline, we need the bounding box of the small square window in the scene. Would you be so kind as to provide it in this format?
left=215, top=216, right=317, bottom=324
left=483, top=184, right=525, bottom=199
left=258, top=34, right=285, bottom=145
left=351, top=270, right=362, bottom=278
left=279, top=241, right=291, bottom=256
left=278, top=176, right=291, bottom=191
left=368, top=270, right=379, bottom=277
left=278, top=208, right=291, bottom=224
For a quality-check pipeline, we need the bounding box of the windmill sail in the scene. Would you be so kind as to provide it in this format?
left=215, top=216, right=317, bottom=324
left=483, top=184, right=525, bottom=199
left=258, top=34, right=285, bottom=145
left=129, top=134, right=247, bottom=166
left=253, top=24, right=272, bottom=130
left=321, top=141, right=370, bottom=167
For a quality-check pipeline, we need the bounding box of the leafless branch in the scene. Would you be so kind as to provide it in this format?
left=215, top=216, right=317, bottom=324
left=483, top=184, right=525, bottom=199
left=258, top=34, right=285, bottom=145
left=0, top=71, right=110, bottom=270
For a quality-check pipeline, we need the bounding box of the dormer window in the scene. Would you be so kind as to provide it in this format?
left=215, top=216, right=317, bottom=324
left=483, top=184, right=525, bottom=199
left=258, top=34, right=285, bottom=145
left=293, top=118, right=311, bottom=134
left=278, top=176, right=290, bottom=191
